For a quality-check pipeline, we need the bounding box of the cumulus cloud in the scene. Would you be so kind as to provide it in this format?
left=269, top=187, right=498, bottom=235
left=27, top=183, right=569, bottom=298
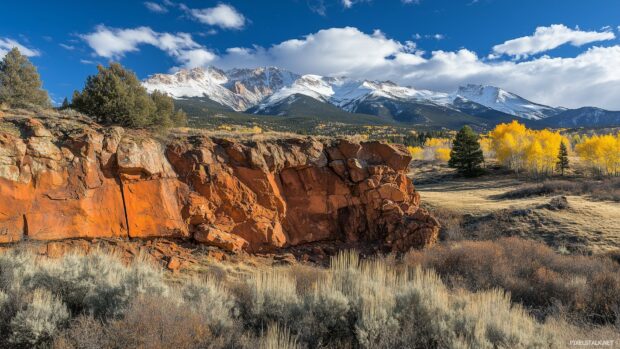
left=0, top=38, right=40, bottom=58
left=81, top=25, right=216, bottom=67
left=144, top=2, right=168, bottom=13
left=80, top=23, right=620, bottom=109
left=214, top=27, right=423, bottom=77
left=208, top=26, right=620, bottom=109
left=492, top=24, right=615, bottom=58
left=189, top=4, right=245, bottom=29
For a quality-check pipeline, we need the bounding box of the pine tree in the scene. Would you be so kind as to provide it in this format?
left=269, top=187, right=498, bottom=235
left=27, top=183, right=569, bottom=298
left=72, top=63, right=185, bottom=129
left=171, top=108, right=188, bottom=127
left=448, top=125, right=485, bottom=177
left=60, top=97, right=70, bottom=110
left=72, top=62, right=155, bottom=127
left=0, top=48, right=49, bottom=108
left=150, top=90, right=174, bottom=129
left=556, top=141, right=569, bottom=176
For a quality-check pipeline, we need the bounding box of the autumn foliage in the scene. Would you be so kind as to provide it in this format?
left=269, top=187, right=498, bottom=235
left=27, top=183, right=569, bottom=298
left=488, top=121, right=568, bottom=175
left=575, top=133, right=620, bottom=176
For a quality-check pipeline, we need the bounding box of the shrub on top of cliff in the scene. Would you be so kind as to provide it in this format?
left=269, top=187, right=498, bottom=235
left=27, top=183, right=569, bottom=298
left=0, top=48, right=50, bottom=109
left=71, top=62, right=186, bottom=129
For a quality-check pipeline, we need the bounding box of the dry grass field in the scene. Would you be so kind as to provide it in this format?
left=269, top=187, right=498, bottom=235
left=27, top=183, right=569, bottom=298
left=412, top=162, right=620, bottom=254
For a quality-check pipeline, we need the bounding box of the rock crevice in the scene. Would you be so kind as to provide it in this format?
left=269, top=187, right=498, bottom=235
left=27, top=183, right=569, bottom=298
left=0, top=114, right=439, bottom=252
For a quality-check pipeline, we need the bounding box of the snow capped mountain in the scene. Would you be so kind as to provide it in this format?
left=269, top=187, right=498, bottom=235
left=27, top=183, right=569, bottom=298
left=454, top=84, right=561, bottom=120
left=254, top=74, right=453, bottom=113
left=143, top=66, right=620, bottom=128
left=142, top=67, right=555, bottom=118
left=224, top=67, right=300, bottom=106
left=142, top=66, right=299, bottom=111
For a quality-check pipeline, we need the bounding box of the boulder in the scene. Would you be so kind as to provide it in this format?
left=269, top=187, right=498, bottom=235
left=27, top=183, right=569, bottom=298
left=194, top=224, right=249, bottom=253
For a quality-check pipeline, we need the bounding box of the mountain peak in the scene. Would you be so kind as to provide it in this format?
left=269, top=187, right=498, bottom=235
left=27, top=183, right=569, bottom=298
left=455, top=84, right=558, bottom=120
left=142, top=65, right=568, bottom=120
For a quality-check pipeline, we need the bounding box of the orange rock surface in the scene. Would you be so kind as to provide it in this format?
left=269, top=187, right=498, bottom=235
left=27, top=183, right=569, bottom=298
left=0, top=112, right=439, bottom=252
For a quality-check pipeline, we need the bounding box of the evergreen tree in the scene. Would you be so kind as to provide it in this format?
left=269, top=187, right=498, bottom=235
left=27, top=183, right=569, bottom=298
left=171, top=108, right=188, bottom=127
left=0, top=48, right=49, bottom=108
left=60, top=97, right=70, bottom=110
left=556, top=141, right=569, bottom=176
left=72, top=62, right=155, bottom=127
left=151, top=90, right=174, bottom=129
left=448, top=125, right=485, bottom=177
left=72, top=63, right=184, bottom=128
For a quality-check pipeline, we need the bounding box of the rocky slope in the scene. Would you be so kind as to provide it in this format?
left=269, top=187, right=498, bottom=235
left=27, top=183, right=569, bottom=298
left=0, top=109, right=439, bottom=253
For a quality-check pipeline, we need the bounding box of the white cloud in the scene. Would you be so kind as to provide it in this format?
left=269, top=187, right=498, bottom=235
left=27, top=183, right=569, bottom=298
left=189, top=4, right=245, bottom=29
left=59, top=43, right=75, bottom=50
left=176, top=49, right=217, bottom=68
left=341, top=0, right=373, bottom=8
left=207, top=26, right=620, bottom=109
left=144, top=2, right=168, bottom=13
left=214, top=27, right=422, bottom=77
left=81, top=25, right=216, bottom=68
left=0, top=38, right=40, bottom=58
left=80, top=23, right=620, bottom=109
left=415, top=33, right=445, bottom=40
left=492, top=24, right=615, bottom=58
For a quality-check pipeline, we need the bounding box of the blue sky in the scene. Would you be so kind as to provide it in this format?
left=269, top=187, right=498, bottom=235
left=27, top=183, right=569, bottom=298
left=3, top=0, right=620, bottom=109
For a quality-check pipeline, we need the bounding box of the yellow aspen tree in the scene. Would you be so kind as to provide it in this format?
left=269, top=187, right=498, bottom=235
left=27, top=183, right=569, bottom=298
left=407, top=146, right=424, bottom=160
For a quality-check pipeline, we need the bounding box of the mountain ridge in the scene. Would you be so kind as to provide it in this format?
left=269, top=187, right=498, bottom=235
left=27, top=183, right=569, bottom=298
left=143, top=66, right=619, bottom=129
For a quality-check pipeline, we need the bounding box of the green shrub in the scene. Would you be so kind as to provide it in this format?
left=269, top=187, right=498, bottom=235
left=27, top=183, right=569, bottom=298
left=72, top=63, right=185, bottom=129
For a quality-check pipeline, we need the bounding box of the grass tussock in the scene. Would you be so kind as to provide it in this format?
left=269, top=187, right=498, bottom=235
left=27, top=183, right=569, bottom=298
left=0, top=245, right=616, bottom=348
left=405, top=237, right=620, bottom=325
left=498, top=178, right=620, bottom=202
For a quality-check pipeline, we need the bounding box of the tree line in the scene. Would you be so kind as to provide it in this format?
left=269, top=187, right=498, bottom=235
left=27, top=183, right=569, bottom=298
left=410, top=120, right=620, bottom=178
left=0, top=48, right=186, bottom=128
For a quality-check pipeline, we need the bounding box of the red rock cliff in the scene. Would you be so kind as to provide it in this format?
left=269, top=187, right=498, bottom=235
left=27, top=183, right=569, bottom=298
left=0, top=112, right=439, bottom=252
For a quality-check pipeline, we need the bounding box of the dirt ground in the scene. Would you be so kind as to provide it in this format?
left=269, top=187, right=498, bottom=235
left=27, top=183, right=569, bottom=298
left=411, top=162, right=620, bottom=255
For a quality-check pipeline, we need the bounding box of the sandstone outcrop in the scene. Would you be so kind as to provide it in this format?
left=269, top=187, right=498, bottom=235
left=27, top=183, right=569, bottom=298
left=0, top=111, right=439, bottom=252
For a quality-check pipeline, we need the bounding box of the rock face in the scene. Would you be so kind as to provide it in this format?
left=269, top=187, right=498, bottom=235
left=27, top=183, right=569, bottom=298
left=0, top=112, right=439, bottom=252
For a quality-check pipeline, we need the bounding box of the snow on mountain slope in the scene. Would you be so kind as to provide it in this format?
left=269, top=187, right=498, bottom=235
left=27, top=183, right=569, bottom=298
left=254, top=75, right=453, bottom=113
left=454, top=84, right=560, bottom=120
left=144, top=66, right=617, bottom=127
left=142, top=66, right=299, bottom=111
left=224, top=67, right=299, bottom=106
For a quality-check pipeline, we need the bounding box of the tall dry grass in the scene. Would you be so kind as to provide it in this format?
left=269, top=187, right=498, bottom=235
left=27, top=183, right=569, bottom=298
left=405, top=237, right=620, bottom=325
left=0, top=245, right=616, bottom=348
